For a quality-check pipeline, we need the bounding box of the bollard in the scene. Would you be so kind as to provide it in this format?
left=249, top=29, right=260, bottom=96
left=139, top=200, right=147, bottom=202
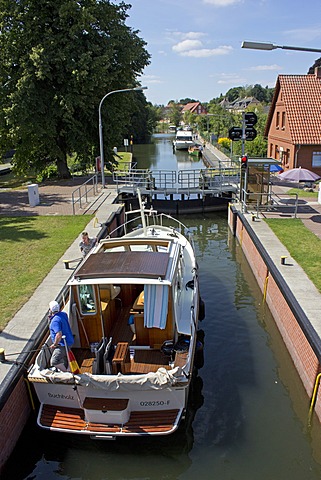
left=281, top=256, right=287, bottom=265
left=251, top=214, right=256, bottom=222
left=63, top=260, right=70, bottom=269
left=0, top=348, right=6, bottom=362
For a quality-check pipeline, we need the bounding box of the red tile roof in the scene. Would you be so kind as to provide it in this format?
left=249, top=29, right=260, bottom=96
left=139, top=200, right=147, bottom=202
left=181, top=102, right=201, bottom=113
left=266, top=72, right=321, bottom=144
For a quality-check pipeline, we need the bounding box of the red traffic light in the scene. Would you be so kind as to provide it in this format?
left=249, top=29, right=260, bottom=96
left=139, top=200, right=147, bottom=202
left=241, top=155, right=248, bottom=168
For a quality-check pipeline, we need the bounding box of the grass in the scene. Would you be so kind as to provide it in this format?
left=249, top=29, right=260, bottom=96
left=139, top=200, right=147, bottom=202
left=0, top=215, right=93, bottom=331
left=0, top=171, right=38, bottom=189
left=287, top=187, right=318, bottom=198
left=113, top=152, right=132, bottom=171
left=265, top=218, right=321, bottom=292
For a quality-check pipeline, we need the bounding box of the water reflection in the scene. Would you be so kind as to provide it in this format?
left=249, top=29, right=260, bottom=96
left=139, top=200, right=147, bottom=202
left=133, top=134, right=203, bottom=171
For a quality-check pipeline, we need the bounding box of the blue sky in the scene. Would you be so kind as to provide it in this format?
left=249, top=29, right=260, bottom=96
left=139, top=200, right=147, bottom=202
left=123, top=0, right=321, bottom=105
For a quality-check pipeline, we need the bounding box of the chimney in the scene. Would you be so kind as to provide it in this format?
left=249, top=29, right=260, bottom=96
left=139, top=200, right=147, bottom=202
left=315, top=66, right=321, bottom=79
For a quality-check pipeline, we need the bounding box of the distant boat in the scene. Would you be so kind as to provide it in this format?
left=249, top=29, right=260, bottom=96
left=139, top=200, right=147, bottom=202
left=28, top=190, right=205, bottom=439
left=168, top=125, right=176, bottom=132
left=173, top=129, right=195, bottom=150
left=188, top=145, right=202, bottom=157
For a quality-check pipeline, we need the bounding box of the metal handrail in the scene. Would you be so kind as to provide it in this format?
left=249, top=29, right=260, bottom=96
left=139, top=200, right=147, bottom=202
left=71, top=175, right=99, bottom=215
left=241, top=189, right=299, bottom=218
left=113, top=167, right=239, bottom=195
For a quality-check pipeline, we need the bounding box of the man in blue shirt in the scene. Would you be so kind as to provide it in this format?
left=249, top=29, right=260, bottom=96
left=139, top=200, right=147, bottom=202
left=49, top=300, right=74, bottom=370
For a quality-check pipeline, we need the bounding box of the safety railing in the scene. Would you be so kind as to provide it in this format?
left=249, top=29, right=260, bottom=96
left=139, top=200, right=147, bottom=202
left=71, top=175, right=99, bottom=215
left=113, top=168, right=239, bottom=195
left=241, top=189, right=299, bottom=218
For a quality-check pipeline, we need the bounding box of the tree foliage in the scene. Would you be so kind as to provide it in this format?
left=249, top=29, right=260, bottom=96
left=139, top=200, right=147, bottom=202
left=0, top=0, right=150, bottom=177
left=168, top=103, right=182, bottom=127
left=223, top=84, right=274, bottom=104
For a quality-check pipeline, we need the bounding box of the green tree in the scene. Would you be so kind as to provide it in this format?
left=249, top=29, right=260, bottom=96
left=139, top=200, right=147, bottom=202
left=168, top=103, right=182, bottom=127
left=0, top=0, right=150, bottom=177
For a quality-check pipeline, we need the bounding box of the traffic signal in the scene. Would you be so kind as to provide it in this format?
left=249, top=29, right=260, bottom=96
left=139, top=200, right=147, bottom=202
left=245, top=127, right=257, bottom=141
left=228, top=126, right=242, bottom=141
left=244, top=112, right=257, bottom=141
left=244, top=112, right=257, bottom=126
left=241, top=155, right=248, bottom=169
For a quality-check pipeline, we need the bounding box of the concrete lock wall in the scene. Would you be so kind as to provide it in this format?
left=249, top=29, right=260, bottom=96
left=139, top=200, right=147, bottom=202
left=228, top=205, right=321, bottom=423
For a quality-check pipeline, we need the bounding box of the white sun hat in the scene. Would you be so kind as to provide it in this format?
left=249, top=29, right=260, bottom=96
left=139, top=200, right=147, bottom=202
left=49, top=300, right=60, bottom=313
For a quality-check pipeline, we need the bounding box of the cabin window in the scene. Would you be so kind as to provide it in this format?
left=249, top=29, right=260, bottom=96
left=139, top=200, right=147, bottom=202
left=173, top=258, right=183, bottom=305
left=312, top=152, right=321, bottom=168
left=78, top=285, right=96, bottom=314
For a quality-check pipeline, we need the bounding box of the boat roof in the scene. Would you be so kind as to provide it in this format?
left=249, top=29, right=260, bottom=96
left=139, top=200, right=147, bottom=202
left=176, top=130, right=193, bottom=137
left=74, top=251, right=169, bottom=281
left=70, top=235, right=181, bottom=285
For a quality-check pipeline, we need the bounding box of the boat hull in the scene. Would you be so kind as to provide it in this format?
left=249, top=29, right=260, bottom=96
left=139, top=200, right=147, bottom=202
left=31, top=379, right=188, bottom=437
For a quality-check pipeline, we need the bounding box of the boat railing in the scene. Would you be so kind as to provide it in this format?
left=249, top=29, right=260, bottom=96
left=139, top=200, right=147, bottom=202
left=105, top=207, right=193, bottom=239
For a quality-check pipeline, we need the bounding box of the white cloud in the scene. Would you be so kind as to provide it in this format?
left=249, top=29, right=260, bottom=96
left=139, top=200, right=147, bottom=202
left=172, top=39, right=203, bottom=53
left=215, top=73, right=246, bottom=84
left=248, top=64, right=281, bottom=71
left=178, top=46, right=233, bottom=57
left=203, top=0, right=242, bottom=6
left=140, top=74, right=163, bottom=84
left=171, top=31, right=233, bottom=58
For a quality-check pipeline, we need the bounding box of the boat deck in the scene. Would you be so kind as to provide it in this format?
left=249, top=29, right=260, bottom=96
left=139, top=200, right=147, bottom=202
left=73, top=304, right=172, bottom=375
left=75, top=347, right=171, bottom=375
left=39, top=404, right=181, bottom=435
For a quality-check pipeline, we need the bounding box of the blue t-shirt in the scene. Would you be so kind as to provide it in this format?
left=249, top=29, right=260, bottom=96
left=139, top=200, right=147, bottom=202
left=50, top=311, right=74, bottom=347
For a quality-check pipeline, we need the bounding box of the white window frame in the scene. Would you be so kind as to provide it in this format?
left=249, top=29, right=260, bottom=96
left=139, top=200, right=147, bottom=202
left=312, top=152, right=321, bottom=168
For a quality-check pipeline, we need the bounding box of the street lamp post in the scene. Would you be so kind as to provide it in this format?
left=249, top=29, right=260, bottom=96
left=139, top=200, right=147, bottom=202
left=241, top=41, right=321, bottom=54
left=98, top=86, right=147, bottom=188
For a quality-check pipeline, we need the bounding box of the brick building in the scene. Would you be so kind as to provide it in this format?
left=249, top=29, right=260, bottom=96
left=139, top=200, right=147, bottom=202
left=265, top=67, right=321, bottom=173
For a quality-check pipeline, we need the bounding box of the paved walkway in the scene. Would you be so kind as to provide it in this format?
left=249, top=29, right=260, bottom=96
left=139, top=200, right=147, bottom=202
left=0, top=176, right=110, bottom=216
left=0, top=182, right=119, bottom=384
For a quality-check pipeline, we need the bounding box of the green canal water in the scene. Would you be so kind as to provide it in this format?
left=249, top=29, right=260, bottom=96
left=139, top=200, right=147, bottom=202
left=3, top=135, right=321, bottom=479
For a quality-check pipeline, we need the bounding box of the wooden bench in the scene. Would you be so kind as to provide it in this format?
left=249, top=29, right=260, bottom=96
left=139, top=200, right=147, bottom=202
left=112, top=342, right=130, bottom=374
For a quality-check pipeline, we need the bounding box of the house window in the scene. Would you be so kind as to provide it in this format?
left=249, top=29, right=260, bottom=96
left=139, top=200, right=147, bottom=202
left=281, top=112, right=285, bottom=129
left=275, top=145, right=278, bottom=159
left=312, top=152, right=321, bottom=167
left=276, top=112, right=280, bottom=129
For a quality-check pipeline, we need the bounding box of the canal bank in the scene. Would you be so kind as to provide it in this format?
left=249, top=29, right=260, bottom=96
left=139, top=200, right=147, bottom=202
left=228, top=202, right=321, bottom=426
left=0, top=185, right=121, bottom=473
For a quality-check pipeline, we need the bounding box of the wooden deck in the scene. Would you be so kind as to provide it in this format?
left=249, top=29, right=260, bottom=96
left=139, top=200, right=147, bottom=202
left=75, top=347, right=171, bottom=375
left=39, top=404, right=181, bottom=435
left=73, top=302, right=172, bottom=375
